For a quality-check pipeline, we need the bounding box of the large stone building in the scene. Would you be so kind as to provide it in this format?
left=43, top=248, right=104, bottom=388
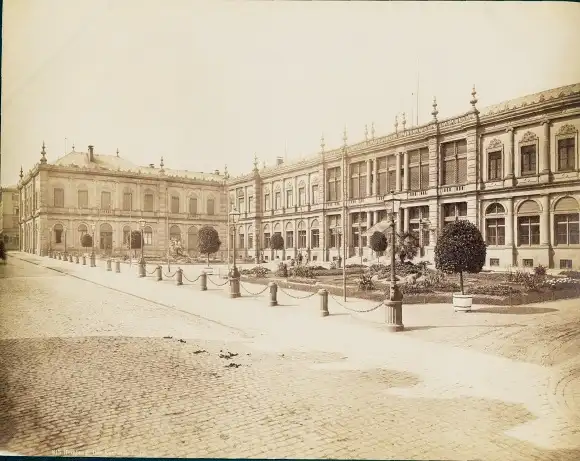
left=0, top=185, right=20, bottom=250
left=17, top=146, right=228, bottom=259
left=227, top=83, right=580, bottom=270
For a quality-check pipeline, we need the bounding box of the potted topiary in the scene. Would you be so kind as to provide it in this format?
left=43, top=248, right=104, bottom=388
left=198, top=226, right=221, bottom=274
left=434, top=219, right=486, bottom=312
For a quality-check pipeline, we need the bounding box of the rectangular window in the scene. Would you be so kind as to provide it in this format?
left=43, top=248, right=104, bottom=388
left=518, top=216, right=540, bottom=246
left=78, top=190, right=88, bottom=209
left=350, top=161, right=366, bottom=198
left=298, top=187, right=305, bottom=206
left=123, top=229, right=130, bottom=245
left=298, top=230, right=307, bottom=248
left=264, top=194, right=270, bottom=210
left=486, top=218, right=505, bottom=245
left=488, top=151, right=502, bottom=180
left=143, top=229, right=152, bottom=245
left=264, top=233, right=271, bottom=248
left=311, top=185, right=318, bottom=204
left=555, top=213, right=580, bottom=245
left=408, top=148, right=430, bottom=191
left=101, top=191, right=111, bottom=210
left=490, top=258, right=500, bottom=267
left=311, top=229, right=320, bottom=248
left=558, top=138, right=575, bottom=171
left=520, top=145, right=537, bottom=176
left=286, top=231, right=294, bottom=248
left=286, top=189, right=293, bottom=208
left=441, top=139, right=467, bottom=185
left=238, top=198, right=244, bottom=212
left=327, top=167, right=341, bottom=202
left=54, top=188, right=64, bottom=208
left=238, top=234, right=245, bottom=249
left=189, top=197, right=198, bottom=215
left=144, top=194, right=154, bottom=212
left=560, top=259, right=573, bottom=270
left=207, top=199, right=215, bottom=215
left=275, top=192, right=281, bottom=209
left=248, top=234, right=253, bottom=249
left=171, top=196, right=179, bottom=214
left=522, top=259, right=534, bottom=268
left=123, top=193, right=132, bottom=211
left=248, top=196, right=254, bottom=212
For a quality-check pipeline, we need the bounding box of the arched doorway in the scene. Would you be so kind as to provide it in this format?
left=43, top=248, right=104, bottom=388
left=100, top=223, right=113, bottom=252
left=187, top=226, right=198, bottom=257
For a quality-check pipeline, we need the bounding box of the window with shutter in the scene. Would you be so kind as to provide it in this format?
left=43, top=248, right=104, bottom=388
left=144, top=194, right=154, bottom=212
left=123, top=193, right=132, bottom=211
left=101, top=191, right=111, bottom=210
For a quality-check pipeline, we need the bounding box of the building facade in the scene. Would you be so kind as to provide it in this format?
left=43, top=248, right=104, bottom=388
left=17, top=146, right=228, bottom=259
left=227, top=83, right=580, bottom=270
left=0, top=185, right=20, bottom=250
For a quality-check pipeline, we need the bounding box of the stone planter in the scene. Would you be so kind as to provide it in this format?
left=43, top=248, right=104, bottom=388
left=453, top=293, right=473, bottom=312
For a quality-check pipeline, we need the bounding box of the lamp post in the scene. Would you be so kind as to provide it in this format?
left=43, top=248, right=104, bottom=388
left=90, top=223, right=96, bottom=267
left=138, top=219, right=146, bottom=277
left=385, top=190, right=404, bottom=331
left=229, top=208, right=241, bottom=298
left=49, top=226, right=53, bottom=256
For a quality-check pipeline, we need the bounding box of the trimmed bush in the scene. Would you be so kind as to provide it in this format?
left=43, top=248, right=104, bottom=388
left=81, top=233, right=93, bottom=248
left=435, top=220, right=486, bottom=294
left=198, top=226, right=221, bottom=266
left=290, top=265, right=316, bottom=279
left=534, top=265, right=547, bottom=277
left=130, top=230, right=142, bottom=249
left=369, top=231, right=388, bottom=262
left=559, top=270, right=580, bottom=280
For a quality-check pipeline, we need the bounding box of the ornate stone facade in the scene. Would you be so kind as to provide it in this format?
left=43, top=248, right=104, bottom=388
left=228, top=83, right=580, bottom=270
left=17, top=146, right=228, bottom=259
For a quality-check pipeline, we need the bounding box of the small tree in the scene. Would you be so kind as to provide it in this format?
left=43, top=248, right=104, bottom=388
left=198, top=226, right=221, bottom=266
left=434, top=220, right=486, bottom=295
left=270, top=233, right=284, bottom=259
left=81, top=233, right=93, bottom=249
left=369, top=231, right=388, bottom=263
left=395, top=232, right=419, bottom=264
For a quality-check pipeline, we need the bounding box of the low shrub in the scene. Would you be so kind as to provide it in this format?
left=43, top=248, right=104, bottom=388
left=534, top=265, right=547, bottom=277
left=357, top=274, right=375, bottom=291
left=559, top=270, right=580, bottom=280
left=400, top=282, right=434, bottom=294
left=240, top=266, right=271, bottom=278
left=466, top=284, right=521, bottom=296
left=275, top=262, right=288, bottom=278
left=309, top=265, right=327, bottom=271
left=346, top=264, right=366, bottom=269
left=290, top=265, right=316, bottom=279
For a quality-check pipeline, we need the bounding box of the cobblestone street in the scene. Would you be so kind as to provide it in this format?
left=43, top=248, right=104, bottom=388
left=1, top=254, right=579, bottom=459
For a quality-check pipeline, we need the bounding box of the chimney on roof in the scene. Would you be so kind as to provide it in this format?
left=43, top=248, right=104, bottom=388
left=276, top=156, right=284, bottom=166
left=214, top=169, right=220, bottom=175
left=88, top=145, right=94, bottom=162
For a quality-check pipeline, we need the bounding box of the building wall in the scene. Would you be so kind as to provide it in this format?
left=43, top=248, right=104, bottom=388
left=228, top=84, right=580, bottom=270
left=18, top=167, right=228, bottom=259
left=0, top=187, right=20, bottom=250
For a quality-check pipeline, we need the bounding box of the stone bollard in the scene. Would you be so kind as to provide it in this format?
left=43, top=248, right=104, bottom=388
left=319, top=289, right=329, bottom=317
left=176, top=268, right=183, bottom=286
left=69, top=254, right=73, bottom=263
left=138, top=261, right=146, bottom=278
left=82, top=255, right=87, bottom=265
left=75, top=255, right=79, bottom=264
left=269, top=282, right=278, bottom=307
left=90, top=254, right=96, bottom=267
left=115, top=260, right=121, bottom=273
left=229, top=277, right=241, bottom=298
left=58, top=253, right=61, bottom=260
left=106, top=259, right=112, bottom=271
left=156, top=265, right=162, bottom=281
left=200, top=271, right=207, bottom=291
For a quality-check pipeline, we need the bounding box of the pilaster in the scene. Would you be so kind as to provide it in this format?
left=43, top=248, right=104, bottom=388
left=504, top=127, right=515, bottom=187
left=540, top=195, right=550, bottom=246
left=539, top=120, right=551, bottom=183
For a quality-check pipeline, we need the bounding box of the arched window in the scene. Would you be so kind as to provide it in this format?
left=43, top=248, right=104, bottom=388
left=517, top=200, right=540, bottom=246
left=485, top=203, right=506, bottom=246
left=238, top=225, right=245, bottom=249
left=285, top=222, right=294, bottom=248
left=123, top=225, right=132, bottom=246
left=263, top=224, right=271, bottom=249
left=247, top=225, right=253, bottom=249
left=78, top=224, right=88, bottom=243
left=170, top=225, right=181, bottom=242
left=53, top=223, right=64, bottom=244
left=143, top=226, right=153, bottom=245
left=310, top=219, right=320, bottom=249
left=554, top=197, right=580, bottom=245
left=297, top=221, right=306, bottom=248
left=100, top=223, right=113, bottom=250
left=187, top=226, right=198, bottom=253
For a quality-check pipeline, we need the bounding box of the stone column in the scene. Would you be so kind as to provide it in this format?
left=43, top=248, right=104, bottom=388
left=403, top=151, right=409, bottom=191
left=505, top=128, right=514, bottom=184
left=366, top=159, right=372, bottom=196
left=540, top=121, right=551, bottom=182
left=505, top=197, right=514, bottom=247
left=395, top=153, right=402, bottom=192
left=373, top=210, right=379, bottom=225
left=293, top=177, right=298, bottom=208
left=540, top=195, right=550, bottom=246
left=403, top=207, right=410, bottom=233
left=372, top=159, right=378, bottom=196
left=366, top=211, right=372, bottom=229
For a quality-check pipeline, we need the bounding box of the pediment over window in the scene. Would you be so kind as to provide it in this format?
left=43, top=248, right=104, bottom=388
left=556, top=124, right=577, bottom=136
left=487, top=138, right=503, bottom=150
left=520, top=131, right=538, bottom=143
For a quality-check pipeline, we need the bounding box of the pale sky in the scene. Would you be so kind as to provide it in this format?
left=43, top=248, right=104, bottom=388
left=2, top=0, right=580, bottom=185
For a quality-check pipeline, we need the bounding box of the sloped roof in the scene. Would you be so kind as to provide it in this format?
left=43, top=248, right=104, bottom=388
left=51, top=150, right=223, bottom=182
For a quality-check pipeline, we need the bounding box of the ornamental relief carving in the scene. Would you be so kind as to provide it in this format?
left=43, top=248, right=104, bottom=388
left=556, top=124, right=577, bottom=136
left=520, top=131, right=538, bottom=143
left=487, top=138, right=503, bottom=150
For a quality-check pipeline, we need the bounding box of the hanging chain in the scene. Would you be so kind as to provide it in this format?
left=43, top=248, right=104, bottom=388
left=207, top=275, right=229, bottom=287
left=240, top=283, right=270, bottom=297
left=329, top=293, right=383, bottom=313
left=182, top=273, right=201, bottom=284
left=278, top=286, right=318, bottom=300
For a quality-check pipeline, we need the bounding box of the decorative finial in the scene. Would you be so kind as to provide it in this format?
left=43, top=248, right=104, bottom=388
left=342, top=126, right=348, bottom=146
left=371, top=122, right=375, bottom=140
left=253, top=153, right=258, bottom=171
left=262, top=161, right=266, bottom=169
left=72, top=142, right=75, bottom=151
left=40, top=141, right=47, bottom=164
left=364, top=124, right=369, bottom=142
left=159, top=156, right=165, bottom=174
left=320, top=134, right=325, bottom=153
left=402, top=112, right=406, bottom=130
left=394, top=115, right=399, bottom=133
left=470, top=84, right=478, bottom=113
left=19, top=166, right=24, bottom=179
left=431, top=96, right=439, bottom=122
left=224, top=164, right=229, bottom=179
left=116, top=148, right=119, bottom=157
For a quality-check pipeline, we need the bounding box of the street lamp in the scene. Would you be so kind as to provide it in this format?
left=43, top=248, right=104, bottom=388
left=385, top=190, right=404, bottom=331
left=90, top=223, right=96, bottom=267
left=229, top=208, right=241, bottom=298
left=138, top=219, right=146, bottom=277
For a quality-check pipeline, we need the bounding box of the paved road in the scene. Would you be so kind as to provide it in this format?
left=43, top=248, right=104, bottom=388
left=1, top=254, right=579, bottom=459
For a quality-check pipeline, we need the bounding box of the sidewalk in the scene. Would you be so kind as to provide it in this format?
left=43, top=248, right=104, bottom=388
left=11, top=252, right=580, bottom=451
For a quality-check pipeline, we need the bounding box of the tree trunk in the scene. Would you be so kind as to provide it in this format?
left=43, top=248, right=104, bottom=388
left=207, top=253, right=210, bottom=266
left=459, top=271, right=464, bottom=295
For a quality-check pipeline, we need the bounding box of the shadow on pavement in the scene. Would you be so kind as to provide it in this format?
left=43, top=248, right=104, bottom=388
left=472, top=306, right=559, bottom=315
